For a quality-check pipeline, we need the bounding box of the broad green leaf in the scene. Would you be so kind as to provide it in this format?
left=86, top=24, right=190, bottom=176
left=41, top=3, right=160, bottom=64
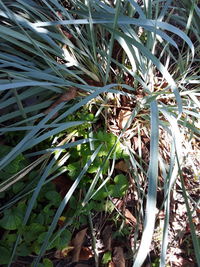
left=0, top=246, right=11, bottom=264
left=102, top=251, right=112, bottom=264
left=45, top=191, right=61, bottom=206
left=108, top=174, right=129, bottom=197
left=17, top=243, right=31, bottom=257
left=0, top=209, right=23, bottom=230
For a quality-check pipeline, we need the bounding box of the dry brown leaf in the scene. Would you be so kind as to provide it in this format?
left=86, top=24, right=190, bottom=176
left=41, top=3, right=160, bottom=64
left=118, top=109, right=132, bottom=129
left=52, top=176, right=73, bottom=198
left=71, top=228, right=87, bottom=262
left=124, top=209, right=137, bottom=226
left=132, top=136, right=139, bottom=150
left=112, top=247, right=125, bottom=267
left=124, top=209, right=142, bottom=230
left=115, top=160, right=129, bottom=173
left=79, top=247, right=93, bottom=260
left=44, top=87, right=77, bottom=116
left=102, top=225, right=112, bottom=251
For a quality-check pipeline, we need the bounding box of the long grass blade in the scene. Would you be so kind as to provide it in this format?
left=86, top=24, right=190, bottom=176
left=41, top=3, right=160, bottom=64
left=133, top=100, right=159, bottom=267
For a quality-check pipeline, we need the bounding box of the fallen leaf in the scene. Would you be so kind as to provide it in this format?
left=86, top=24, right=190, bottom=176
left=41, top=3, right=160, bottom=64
left=118, top=109, right=132, bottom=129
left=102, top=225, right=112, bottom=251
left=124, top=209, right=143, bottom=230
left=79, top=247, right=93, bottom=260
left=62, top=30, right=73, bottom=39
left=52, top=176, right=73, bottom=198
left=112, top=247, right=125, bottom=267
left=115, top=160, right=129, bottom=173
left=44, top=87, right=77, bottom=117
left=71, top=228, right=87, bottom=262
left=132, top=136, right=139, bottom=150
left=124, top=209, right=137, bottom=226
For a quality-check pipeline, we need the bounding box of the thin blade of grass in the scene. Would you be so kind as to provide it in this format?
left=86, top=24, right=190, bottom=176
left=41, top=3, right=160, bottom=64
left=104, top=0, right=121, bottom=84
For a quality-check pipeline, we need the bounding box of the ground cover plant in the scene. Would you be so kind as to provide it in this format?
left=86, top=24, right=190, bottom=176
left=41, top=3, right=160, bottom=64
left=0, top=0, right=199, bottom=266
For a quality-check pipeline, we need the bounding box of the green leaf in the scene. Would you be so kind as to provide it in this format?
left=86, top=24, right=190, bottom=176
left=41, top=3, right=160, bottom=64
left=43, top=204, right=54, bottom=216
left=45, top=191, right=61, bottom=206
left=87, top=157, right=101, bottom=173
left=114, top=174, right=127, bottom=184
left=95, top=131, right=124, bottom=159
left=17, top=243, right=31, bottom=256
left=55, top=229, right=72, bottom=250
left=108, top=174, right=129, bottom=197
left=43, top=258, right=54, bottom=267
left=0, top=208, right=23, bottom=230
left=88, top=200, right=105, bottom=212
left=66, top=162, right=81, bottom=178
left=115, top=143, right=126, bottom=159
left=33, top=213, right=45, bottom=225
left=92, top=188, right=109, bottom=201
left=0, top=145, right=25, bottom=175
left=0, top=246, right=11, bottom=264
left=38, top=232, right=48, bottom=244
left=102, top=251, right=112, bottom=264
left=32, top=241, right=41, bottom=255
left=23, top=223, right=46, bottom=243
left=5, top=234, right=17, bottom=245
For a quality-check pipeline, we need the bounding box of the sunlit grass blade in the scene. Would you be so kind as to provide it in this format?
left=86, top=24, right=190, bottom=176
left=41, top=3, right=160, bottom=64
left=0, top=81, right=56, bottom=92
left=133, top=100, right=159, bottom=267
left=26, top=138, right=95, bottom=157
